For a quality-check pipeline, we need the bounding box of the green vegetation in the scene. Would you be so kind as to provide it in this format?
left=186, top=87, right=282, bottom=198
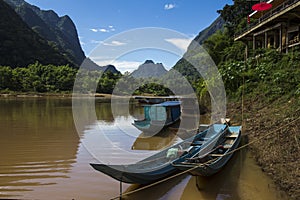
left=217, top=0, right=259, bottom=36
left=219, top=49, right=300, bottom=99
left=0, top=62, right=76, bottom=92
left=172, top=1, right=300, bottom=104
left=0, top=62, right=122, bottom=94
left=0, top=63, right=173, bottom=96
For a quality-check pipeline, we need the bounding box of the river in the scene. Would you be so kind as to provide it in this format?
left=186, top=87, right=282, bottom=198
left=0, top=97, right=288, bottom=199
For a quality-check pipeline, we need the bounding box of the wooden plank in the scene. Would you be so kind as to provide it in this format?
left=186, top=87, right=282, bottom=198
left=209, top=154, right=223, bottom=157
left=226, top=133, right=239, bottom=138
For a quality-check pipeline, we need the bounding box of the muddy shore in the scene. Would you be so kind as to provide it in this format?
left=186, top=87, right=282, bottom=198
left=227, top=96, right=300, bottom=200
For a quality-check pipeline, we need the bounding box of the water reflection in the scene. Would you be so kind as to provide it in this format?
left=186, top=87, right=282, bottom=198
left=94, top=98, right=142, bottom=123
left=0, top=98, right=79, bottom=198
left=131, top=129, right=179, bottom=150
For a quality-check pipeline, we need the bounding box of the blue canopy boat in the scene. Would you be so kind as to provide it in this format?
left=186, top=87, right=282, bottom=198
left=132, top=101, right=181, bottom=133
left=172, top=126, right=241, bottom=176
left=90, top=124, right=228, bottom=185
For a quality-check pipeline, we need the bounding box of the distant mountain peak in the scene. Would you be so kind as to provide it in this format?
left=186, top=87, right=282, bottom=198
left=144, top=60, right=154, bottom=64
left=80, top=58, right=120, bottom=74
left=131, top=60, right=167, bottom=78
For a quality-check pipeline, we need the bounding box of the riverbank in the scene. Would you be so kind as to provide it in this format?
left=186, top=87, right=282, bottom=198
left=227, top=95, right=300, bottom=200
left=0, top=92, right=112, bottom=99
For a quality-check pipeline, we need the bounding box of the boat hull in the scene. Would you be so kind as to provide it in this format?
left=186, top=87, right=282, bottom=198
left=172, top=126, right=241, bottom=176
left=90, top=163, right=179, bottom=184
left=90, top=124, right=228, bottom=184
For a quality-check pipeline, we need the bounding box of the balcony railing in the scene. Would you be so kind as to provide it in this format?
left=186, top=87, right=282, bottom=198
left=234, top=0, right=300, bottom=39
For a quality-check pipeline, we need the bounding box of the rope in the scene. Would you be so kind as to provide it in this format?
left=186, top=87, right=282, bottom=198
left=110, top=115, right=300, bottom=200
left=110, top=165, right=199, bottom=200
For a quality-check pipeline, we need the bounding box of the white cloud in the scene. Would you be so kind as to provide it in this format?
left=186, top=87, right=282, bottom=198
left=102, top=40, right=126, bottom=46
left=90, top=28, right=98, bottom=32
left=91, top=40, right=102, bottom=44
left=165, top=38, right=193, bottom=52
left=99, top=28, right=109, bottom=33
left=164, top=3, right=176, bottom=10
left=90, top=26, right=116, bottom=33
left=112, top=61, right=142, bottom=73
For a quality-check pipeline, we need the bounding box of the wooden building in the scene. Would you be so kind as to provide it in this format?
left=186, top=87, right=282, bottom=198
left=234, top=0, right=300, bottom=53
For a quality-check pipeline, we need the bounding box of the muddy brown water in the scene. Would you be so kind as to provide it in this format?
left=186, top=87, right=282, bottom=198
left=0, top=98, right=288, bottom=199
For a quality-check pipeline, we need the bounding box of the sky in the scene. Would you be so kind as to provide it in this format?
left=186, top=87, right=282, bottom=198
left=25, top=0, right=233, bottom=73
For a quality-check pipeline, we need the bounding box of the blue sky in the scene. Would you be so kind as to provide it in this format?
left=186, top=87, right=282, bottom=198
left=25, top=0, right=233, bottom=72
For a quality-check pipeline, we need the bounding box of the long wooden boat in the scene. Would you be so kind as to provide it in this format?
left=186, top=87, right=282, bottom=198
left=172, top=126, right=241, bottom=176
left=132, top=101, right=181, bottom=133
left=134, top=96, right=178, bottom=104
left=90, top=124, right=228, bottom=185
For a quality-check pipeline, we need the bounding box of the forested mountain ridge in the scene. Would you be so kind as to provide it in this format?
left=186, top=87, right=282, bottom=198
left=190, top=16, right=224, bottom=46
left=171, top=16, right=225, bottom=85
left=4, top=0, right=85, bottom=66
left=0, top=0, right=72, bottom=67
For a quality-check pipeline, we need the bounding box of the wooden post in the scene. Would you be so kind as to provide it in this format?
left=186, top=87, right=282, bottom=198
left=265, top=32, right=268, bottom=48
left=286, top=21, right=289, bottom=53
left=245, top=44, right=248, bottom=60
left=279, top=25, right=282, bottom=52
left=119, top=179, right=122, bottom=200
left=253, top=35, right=256, bottom=51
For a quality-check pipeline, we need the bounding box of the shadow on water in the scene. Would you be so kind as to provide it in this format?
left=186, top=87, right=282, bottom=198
left=181, top=136, right=289, bottom=200
left=184, top=148, right=242, bottom=199
left=121, top=174, right=189, bottom=200
left=118, top=136, right=289, bottom=200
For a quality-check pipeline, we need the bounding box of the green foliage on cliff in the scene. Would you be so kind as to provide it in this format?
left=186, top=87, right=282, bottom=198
left=4, top=0, right=85, bottom=66
left=217, top=0, right=259, bottom=36
left=0, top=0, right=74, bottom=68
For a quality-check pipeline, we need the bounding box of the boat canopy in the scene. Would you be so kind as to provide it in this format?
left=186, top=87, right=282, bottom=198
left=150, top=101, right=181, bottom=107
left=143, top=101, right=181, bottom=121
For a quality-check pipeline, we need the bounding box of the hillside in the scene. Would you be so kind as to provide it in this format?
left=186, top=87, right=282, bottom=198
left=4, top=0, right=85, bottom=66
left=174, top=1, right=300, bottom=199
left=171, top=16, right=224, bottom=83
left=224, top=51, right=300, bottom=199
left=190, top=16, right=224, bottom=46
left=0, top=0, right=72, bottom=67
left=131, top=60, right=167, bottom=78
